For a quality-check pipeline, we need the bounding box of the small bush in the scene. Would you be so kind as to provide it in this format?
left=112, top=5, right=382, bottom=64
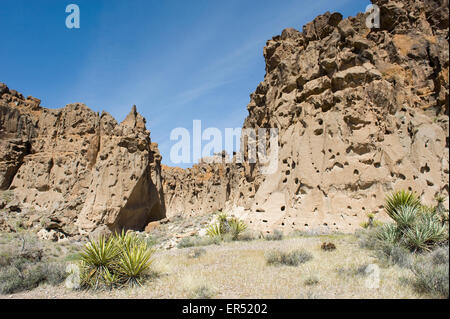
left=376, top=223, right=400, bottom=244
left=377, top=242, right=413, bottom=268
left=384, top=190, right=421, bottom=221
left=411, top=248, right=449, bottom=298
left=0, top=260, right=66, bottom=294
left=77, top=231, right=155, bottom=290
left=0, top=234, right=66, bottom=294
left=430, top=246, right=449, bottom=266
left=229, top=218, right=247, bottom=240
left=205, top=213, right=248, bottom=243
left=264, top=230, right=283, bottom=241
left=266, top=249, right=313, bottom=266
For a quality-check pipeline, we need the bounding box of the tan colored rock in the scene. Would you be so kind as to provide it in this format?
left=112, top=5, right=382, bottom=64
left=0, top=86, right=166, bottom=237
left=162, top=0, right=449, bottom=233
left=144, top=221, right=160, bottom=233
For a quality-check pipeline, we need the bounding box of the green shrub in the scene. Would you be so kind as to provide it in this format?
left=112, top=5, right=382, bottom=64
left=205, top=213, right=248, bottom=243
left=375, top=191, right=449, bottom=252
left=266, top=249, right=313, bottom=266
left=402, top=214, right=447, bottom=252
left=385, top=190, right=421, bottom=221
left=206, top=223, right=223, bottom=238
left=0, top=260, right=66, bottom=294
left=77, top=231, right=155, bottom=290
left=229, top=218, right=248, bottom=240
left=376, top=223, right=400, bottom=244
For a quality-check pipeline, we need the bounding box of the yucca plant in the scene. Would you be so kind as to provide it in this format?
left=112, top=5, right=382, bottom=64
left=403, top=215, right=447, bottom=252
left=385, top=190, right=421, bottom=221
left=102, top=268, right=120, bottom=290
left=229, top=218, right=248, bottom=240
left=393, top=205, right=420, bottom=229
left=116, top=240, right=155, bottom=287
left=78, top=236, right=121, bottom=289
left=77, top=231, right=156, bottom=290
left=206, top=223, right=223, bottom=238
left=376, top=223, right=400, bottom=244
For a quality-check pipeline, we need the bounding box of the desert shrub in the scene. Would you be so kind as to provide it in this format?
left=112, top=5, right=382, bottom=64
left=0, top=257, right=65, bottom=294
left=264, top=230, right=283, bottom=241
left=0, top=234, right=66, bottom=294
left=377, top=242, right=413, bottom=268
left=376, top=223, right=400, bottom=244
left=205, top=213, right=248, bottom=242
left=430, top=246, right=449, bottom=265
left=229, top=218, right=247, bottom=240
left=266, top=249, right=313, bottom=266
left=411, top=247, right=449, bottom=298
left=336, top=264, right=369, bottom=278
left=77, top=231, right=155, bottom=290
left=402, top=214, right=447, bottom=252
left=384, top=190, right=421, bottom=221
left=374, top=191, right=449, bottom=252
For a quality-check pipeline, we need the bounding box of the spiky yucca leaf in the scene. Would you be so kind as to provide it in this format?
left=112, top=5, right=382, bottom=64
left=206, top=223, right=223, bottom=238
left=403, top=215, right=447, bottom=252
left=385, top=190, right=421, bottom=220
left=116, top=241, right=155, bottom=287
left=78, top=236, right=121, bottom=288
left=229, top=218, right=248, bottom=240
left=393, top=205, right=420, bottom=229
left=376, top=223, right=400, bottom=244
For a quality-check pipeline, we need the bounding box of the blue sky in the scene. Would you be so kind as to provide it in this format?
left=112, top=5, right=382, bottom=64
left=0, top=0, right=369, bottom=167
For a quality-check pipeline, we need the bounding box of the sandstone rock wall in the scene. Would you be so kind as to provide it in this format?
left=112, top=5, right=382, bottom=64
left=0, top=86, right=165, bottom=238
left=162, top=0, right=449, bottom=233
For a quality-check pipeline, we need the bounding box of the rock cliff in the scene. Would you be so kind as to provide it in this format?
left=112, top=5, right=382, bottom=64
left=1, top=0, right=448, bottom=237
left=0, top=85, right=165, bottom=238
left=162, top=0, right=449, bottom=233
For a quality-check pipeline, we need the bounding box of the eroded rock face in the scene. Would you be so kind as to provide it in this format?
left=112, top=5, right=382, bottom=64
left=0, top=87, right=165, bottom=237
left=163, top=0, right=449, bottom=233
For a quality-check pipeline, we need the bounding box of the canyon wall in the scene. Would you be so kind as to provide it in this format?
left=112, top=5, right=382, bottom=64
left=1, top=0, right=448, bottom=237
left=0, top=85, right=165, bottom=238
left=162, top=0, right=449, bottom=233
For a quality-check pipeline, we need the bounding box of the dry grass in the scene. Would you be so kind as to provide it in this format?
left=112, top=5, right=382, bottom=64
left=0, top=233, right=430, bottom=299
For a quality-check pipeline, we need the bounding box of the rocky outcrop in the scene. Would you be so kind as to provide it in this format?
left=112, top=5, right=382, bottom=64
left=163, top=0, right=449, bottom=233
left=0, top=86, right=165, bottom=238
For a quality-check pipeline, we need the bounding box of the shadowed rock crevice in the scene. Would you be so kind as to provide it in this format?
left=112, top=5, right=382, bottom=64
left=113, top=166, right=165, bottom=232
